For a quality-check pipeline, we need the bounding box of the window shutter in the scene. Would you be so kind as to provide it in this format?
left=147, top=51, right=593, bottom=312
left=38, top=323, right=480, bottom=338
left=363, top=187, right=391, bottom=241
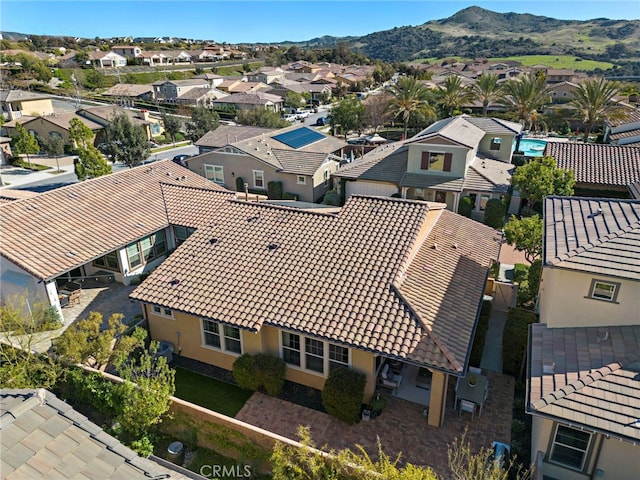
left=421, top=152, right=430, bottom=170
left=443, top=153, right=452, bottom=172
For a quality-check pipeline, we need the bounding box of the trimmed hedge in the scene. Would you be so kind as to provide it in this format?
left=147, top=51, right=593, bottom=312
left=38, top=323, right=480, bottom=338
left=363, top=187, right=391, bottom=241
left=235, top=176, right=245, bottom=192
left=232, top=353, right=286, bottom=396
left=282, top=192, right=299, bottom=201
left=502, top=308, right=537, bottom=377
left=469, top=300, right=493, bottom=367
left=528, top=259, right=542, bottom=296
left=322, top=367, right=366, bottom=425
left=484, top=198, right=507, bottom=229
left=458, top=196, right=473, bottom=217
left=267, top=181, right=284, bottom=200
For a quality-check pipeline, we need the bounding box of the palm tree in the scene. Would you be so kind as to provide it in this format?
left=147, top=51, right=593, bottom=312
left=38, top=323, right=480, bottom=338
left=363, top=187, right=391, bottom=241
left=471, top=73, right=502, bottom=117
left=389, top=76, right=435, bottom=140
left=499, top=73, right=552, bottom=130
left=569, top=78, right=624, bottom=142
left=437, top=75, right=473, bottom=117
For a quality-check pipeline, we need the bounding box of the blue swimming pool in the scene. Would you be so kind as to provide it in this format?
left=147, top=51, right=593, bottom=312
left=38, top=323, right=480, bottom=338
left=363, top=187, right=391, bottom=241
left=515, top=138, right=547, bottom=156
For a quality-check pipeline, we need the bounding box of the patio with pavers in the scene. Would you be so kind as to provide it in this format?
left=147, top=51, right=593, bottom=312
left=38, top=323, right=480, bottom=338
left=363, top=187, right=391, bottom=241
left=235, top=371, right=514, bottom=478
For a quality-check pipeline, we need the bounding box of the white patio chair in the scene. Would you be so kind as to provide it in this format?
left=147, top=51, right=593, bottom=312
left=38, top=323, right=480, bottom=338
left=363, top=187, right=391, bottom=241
left=459, top=400, right=476, bottom=419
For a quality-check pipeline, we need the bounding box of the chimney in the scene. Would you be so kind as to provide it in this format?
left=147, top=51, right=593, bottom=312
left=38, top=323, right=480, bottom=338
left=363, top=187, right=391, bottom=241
left=140, top=109, right=149, bottom=121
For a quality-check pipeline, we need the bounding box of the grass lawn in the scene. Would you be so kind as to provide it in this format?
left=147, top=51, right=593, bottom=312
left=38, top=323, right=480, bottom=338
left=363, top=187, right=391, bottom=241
left=173, top=367, right=252, bottom=417
left=487, top=55, right=613, bottom=70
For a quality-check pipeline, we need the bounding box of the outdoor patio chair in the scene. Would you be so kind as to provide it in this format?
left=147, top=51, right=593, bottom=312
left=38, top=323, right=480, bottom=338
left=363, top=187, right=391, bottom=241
left=68, top=290, right=82, bottom=307
left=459, top=400, right=476, bottom=419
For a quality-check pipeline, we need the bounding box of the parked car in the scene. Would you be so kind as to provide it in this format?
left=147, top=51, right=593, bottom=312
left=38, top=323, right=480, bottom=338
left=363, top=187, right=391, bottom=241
left=315, top=117, right=327, bottom=126
left=284, top=114, right=297, bottom=122
left=295, top=109, right=311, bottom=119
left=172, top=154, right=191, bottom=167
left=148, top=141, right=160, bottom=149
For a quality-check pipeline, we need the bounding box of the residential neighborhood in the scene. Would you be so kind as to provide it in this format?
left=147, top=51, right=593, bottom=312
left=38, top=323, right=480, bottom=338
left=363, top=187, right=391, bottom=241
left=1, top=3, right=640, bottom=479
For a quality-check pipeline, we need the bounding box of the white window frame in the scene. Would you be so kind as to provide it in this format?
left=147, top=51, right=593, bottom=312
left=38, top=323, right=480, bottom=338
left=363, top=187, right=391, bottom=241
left=152, top=305, right=174, bottom=319
left=549, top=424, right=592, bottom=471
left=323, top=170, right=329, bottom=187
left=588, top=279, right=620, bottom=303
left=253, top=170, right=265, bottom=189
left=297, top=175, right=306, bottom=185
left=278, top=330, right=350, bottom=377
left=201, top=319, right=243, bottom=355
left=204, top=164, right=224, bottom=184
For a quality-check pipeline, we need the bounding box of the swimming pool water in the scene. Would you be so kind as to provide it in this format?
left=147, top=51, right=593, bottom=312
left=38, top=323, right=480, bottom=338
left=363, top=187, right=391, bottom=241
left=515, top=138, right=547, bottom=157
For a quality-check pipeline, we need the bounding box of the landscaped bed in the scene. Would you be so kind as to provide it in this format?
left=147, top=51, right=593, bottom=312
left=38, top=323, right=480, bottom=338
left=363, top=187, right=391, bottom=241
left=173, top=366, right=253, bottom=417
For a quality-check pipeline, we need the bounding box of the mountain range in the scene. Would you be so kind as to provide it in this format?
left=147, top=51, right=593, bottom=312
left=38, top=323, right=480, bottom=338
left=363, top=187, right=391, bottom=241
left=293, top=6, right=640, bottom=63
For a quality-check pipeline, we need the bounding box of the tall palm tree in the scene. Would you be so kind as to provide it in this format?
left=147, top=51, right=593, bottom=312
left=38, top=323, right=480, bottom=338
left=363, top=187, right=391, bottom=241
left=471, top=73, right=502, bottom=117
left=499, top=73, right=552, bottom=130
left=569, top=78, right=624, bottom=142
left=389, top=76, right=435, bottom=140
left=436, top=75, right=474, bottom=117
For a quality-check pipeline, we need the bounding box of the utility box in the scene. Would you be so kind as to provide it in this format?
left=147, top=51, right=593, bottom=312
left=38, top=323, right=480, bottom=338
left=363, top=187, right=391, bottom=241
left=167, top=441, right=184, bottom=465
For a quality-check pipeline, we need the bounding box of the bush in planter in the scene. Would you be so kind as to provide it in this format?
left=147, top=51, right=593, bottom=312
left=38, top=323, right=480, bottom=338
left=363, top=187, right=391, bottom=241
left=322, top=367, right=366, bottom=425
left=457, top=196, right=473, bottom=217
left=231, top=353, right=286, bottom=396
left=484, top=198, right=507, bottom=229
left=369, top=394, right=387, bottom=416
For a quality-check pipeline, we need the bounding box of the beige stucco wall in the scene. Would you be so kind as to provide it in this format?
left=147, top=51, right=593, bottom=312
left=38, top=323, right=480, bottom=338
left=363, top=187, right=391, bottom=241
left=538, top=267, right=640, bottom=328
left=477, top=134, right=514, bottom=163
left=406, top=144, right=469, bottom=177
left=531, top=416, right=639, bottom=480
left=24, top=117, right=95, bottom=146
left=427, top=371, right=448, bottom=427
left=19, top=99, right=54, bottom=117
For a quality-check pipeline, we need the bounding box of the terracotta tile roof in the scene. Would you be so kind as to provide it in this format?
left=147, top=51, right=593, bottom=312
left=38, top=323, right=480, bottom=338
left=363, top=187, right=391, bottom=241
left=0, top=90, right=52, bottom=102
left=102, top=83, right=154, bottom=97
left=195, top=125, right=277, bottom=149
left=161, top=183, right=235, bottom=228
left=544, top=142, right=640, bottom=188
left=0, top=160, right=226, bottom=281
left=76, top=106, right=151, bottom=127
left=629, top=181, right=640, bottom=199
left=213, top=92, right=282, bottom=105
left=1, top=389, right=189, bottom=479
left=528, top=323, right=640, bottom=442
left=0, top=189, right=39, bottom=202
left=131, top=196, right=501, bottom=373
left=543, top=196, right=640, bottom=280
left=23, top=113, right=103, bottom=132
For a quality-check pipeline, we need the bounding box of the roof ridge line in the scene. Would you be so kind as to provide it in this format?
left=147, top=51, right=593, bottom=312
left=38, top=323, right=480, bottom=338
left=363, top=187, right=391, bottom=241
left=532, top=361, right=623, bottom=411
left=469, top=162, right=500, bottom=186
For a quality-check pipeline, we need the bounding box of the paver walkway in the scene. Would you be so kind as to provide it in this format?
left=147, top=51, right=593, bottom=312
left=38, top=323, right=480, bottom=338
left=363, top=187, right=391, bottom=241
left=236, top=372, right=514, bottom=478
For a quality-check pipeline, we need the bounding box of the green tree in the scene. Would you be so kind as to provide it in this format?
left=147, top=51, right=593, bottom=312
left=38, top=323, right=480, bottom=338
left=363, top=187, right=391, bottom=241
left=236, top=108, right=289, bottom=128
left=74, top=145, right=112, bottom=180
left=103, top=112, right=150, bottom=168
left=503, top=215, right=543, bottom=263
left=161, top=113, right=182, bottom=145
left=483, top=198, right=507, bottom=229
left=511, top=156, right=575, bottom=214
left=186, top=106, right=220, bottom=142
left=11, top=123, right=40, bottom=166
left=82, top=69, right=107, bottom=89
left=271, top=425, right=438, bottom=480
left=114, top=330, right=176, bottom=438
left=39, top=134, right=65, bottom=172
left=569, top=78, right=625, bottom=142
left=499, top=73, right=552, bottom=130
left=437, top=75, right=473, bottom=117
left=471, top=73, right=503, bottom=117
left=68, top=117, right=95, bottom=149
left=329, top=96, right=365, bottom=139
left=54, top=312, right=131, bottom=368
left=389, top=76, right=436, bottom=139
left=74, top=50, right=89, bottom=66
left=284, top=91, right=306, bottom=110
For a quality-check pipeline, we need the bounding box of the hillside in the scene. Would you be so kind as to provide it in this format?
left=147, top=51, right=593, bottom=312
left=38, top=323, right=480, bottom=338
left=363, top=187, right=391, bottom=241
left=340, top=6, right=640, bottom=64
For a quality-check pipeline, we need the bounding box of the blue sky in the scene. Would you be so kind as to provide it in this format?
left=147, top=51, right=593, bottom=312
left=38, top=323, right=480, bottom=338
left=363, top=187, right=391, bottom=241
left=2, top=1, right=638, bottom=44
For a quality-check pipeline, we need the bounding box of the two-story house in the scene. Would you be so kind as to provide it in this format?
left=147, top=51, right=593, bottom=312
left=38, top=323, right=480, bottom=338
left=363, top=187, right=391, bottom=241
left=0, top=90, right=54, bottom=121
left=527, top=196, right=640, bottom=480
left=152, top=79, right=212, bottom=102
left=76, top=105, right=163, bottom=140
left=187, top=125, right=347, bottom=203
left=334, top=116, right=521, bottom=219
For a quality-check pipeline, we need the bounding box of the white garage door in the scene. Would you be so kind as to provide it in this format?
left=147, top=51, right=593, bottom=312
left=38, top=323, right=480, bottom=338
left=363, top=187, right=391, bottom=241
left=345, top=181, right=399, bottom=198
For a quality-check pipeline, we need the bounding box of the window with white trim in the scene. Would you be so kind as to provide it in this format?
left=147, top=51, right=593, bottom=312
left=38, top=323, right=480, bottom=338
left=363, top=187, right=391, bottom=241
left=490, top=137, right=502, bottom=151
left=589, top=279, right=620, bottom=302
left=152, top=305, right=173, bottom=318
left=202, top=319, right=242, bottom=354
left=280, top=332, right=349, bottom=375
left=297, top=175, right=306, bottom=185
left=549, top=425, right=592, bottom=471
left=253, top=170, right=265, bottom=189
left=323, top=170, right=329, bottom=187
left=204, top=164, right=224, bottom=183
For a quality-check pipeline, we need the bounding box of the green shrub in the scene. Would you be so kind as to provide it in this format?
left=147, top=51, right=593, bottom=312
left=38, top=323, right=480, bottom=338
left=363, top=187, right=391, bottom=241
left=64, top=367, right=122, bottom=416
left=469, top=299, right=493, bottom=366
left=323, top=190, right=340, bottom=206
left=267, top=181, right=283, bottom=200
left=235, top=176, right=245, bottom=192
left=502, top=308, right=537, bottom=377
left=483, top=198, right=506, bottom=229
left=175, top=132, right=185, bottom=142
left=41, top=306, right=62, bottom=330
left=283, top=192, right=299, bottom=200
left=489, top=261, right=500, bottom=279
left=528, top=258, right=542, bottom=296
left=322, top=367, right=366, bottom=425
left=231, top=353, right=286, bottom=396
left=130, top=435, right=154, bottom=457
left=457, top=196, right=473, bottom=217
left=513, top=263, right=530, bottom=284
